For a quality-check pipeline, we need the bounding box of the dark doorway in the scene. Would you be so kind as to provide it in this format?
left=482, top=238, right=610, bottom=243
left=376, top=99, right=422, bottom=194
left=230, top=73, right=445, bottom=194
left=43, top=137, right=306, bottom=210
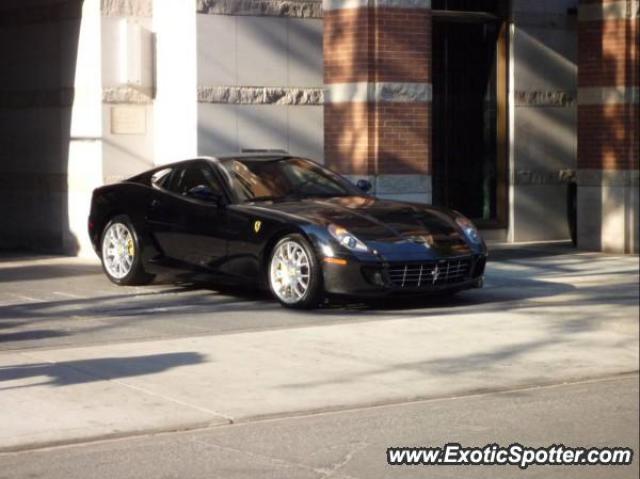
left=432, top=0, right=508, bottom=227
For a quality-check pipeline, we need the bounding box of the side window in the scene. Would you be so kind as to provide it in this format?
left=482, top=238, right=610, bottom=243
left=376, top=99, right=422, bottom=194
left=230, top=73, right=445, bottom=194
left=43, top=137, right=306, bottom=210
left=168, top=164, right=223, bottom=197
left=151, top=168, right=172, bottom=189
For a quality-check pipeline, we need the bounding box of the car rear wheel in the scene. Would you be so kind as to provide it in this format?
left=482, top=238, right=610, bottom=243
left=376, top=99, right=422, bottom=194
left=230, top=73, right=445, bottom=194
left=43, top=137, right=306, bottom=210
left=100, top=215, right=154, bottom=285
left=268, top=234, right=323, bottom=309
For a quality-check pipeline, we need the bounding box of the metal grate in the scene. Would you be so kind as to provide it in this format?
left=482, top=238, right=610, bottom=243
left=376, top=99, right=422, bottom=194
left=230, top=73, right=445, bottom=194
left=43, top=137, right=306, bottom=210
left=387, top=258, right=472, bottom=288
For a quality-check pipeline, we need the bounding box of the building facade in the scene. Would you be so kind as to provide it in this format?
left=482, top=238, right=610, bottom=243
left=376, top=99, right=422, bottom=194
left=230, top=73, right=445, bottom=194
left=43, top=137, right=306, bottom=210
left=0, top=0, right=637, bottom=256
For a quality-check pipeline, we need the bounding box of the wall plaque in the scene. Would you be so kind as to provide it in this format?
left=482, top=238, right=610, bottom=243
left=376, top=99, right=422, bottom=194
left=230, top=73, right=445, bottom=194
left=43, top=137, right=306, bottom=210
left=111, top=106, right=146, bottom=135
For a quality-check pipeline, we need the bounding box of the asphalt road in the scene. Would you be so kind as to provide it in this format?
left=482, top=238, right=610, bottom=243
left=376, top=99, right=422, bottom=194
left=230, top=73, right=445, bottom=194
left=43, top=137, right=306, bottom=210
left=0, top=375, right=637, bottom=479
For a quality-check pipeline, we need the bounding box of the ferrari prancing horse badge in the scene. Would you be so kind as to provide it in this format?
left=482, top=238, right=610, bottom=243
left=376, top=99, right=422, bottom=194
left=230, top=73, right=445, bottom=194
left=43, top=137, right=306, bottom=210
left=253, top=220, right=262, bottom=233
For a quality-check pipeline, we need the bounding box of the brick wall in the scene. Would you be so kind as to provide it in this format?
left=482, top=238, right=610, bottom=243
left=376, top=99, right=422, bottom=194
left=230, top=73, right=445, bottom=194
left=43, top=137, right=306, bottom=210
left=324, top=8, right=370, bottom=84
left=578, top=104, right=639, bottom=169
left=324, top=8, right=431, bottom=84
left=377, top=104, right=431, bottom=174
left=325, top=102, right=431, bottom=175
left=325, top=103, right=371, bottom=174
left=577, top=0, right=639, bottom=171
left=323, top=2, right=432, bottom=186
left=579, top=19, right=638, bottom=87
left=577, top=0, right=639, bottom=253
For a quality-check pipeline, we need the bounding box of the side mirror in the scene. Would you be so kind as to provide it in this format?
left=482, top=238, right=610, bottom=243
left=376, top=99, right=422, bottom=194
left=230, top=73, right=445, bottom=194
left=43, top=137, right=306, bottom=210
left=356, top=179, right=372, bottom=193
left=187, top=185, right=222, bottom=205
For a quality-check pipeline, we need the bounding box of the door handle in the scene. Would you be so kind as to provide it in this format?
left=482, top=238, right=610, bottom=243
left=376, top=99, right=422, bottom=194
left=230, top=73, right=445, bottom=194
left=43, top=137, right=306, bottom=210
left=150, top=199, right=160, bottom=209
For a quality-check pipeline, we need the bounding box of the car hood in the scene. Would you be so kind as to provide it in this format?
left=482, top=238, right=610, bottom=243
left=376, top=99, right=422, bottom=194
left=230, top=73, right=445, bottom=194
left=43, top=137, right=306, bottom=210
left=249, top=196, right=474, bottom=257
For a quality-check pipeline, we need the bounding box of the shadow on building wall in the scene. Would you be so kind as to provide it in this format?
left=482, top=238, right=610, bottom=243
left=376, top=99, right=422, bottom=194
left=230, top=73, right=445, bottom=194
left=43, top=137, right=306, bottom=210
left=512, top=16, right=578, bottom=243
left=197, top=14, right=324, bottom=161
left=0, top=0, right=83, bottom=255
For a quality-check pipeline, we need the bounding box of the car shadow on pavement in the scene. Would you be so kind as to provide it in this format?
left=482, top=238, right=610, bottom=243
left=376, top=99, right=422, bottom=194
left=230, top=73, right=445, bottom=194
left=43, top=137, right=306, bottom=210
left=0, top=252, right=636, bottom=352
left=0, top=260, right=618, bottom=321
left=0, top=352, right=206, bottom=390
left=0, top=263, right=100, bottom=282
left=0, top=330, right=69, bottom=343
left=0, top=274, right=574, bottom=323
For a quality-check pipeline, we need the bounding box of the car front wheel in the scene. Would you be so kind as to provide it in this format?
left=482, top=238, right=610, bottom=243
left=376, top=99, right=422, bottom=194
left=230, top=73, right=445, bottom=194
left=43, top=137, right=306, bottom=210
left=100, top=215, right=154, bottom=285
left=268, top=234, right=323, bottom=309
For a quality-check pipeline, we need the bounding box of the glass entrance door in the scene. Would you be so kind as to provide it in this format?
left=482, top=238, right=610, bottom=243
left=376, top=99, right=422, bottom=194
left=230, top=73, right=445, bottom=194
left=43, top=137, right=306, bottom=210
left=432, top=0, right=508, bottom=226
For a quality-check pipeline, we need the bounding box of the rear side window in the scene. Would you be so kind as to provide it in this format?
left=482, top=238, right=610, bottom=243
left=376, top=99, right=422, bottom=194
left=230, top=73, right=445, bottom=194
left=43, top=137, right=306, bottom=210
left=167, top=164, right=224, bottom=196
left=151, top=168, right=172, bottom=189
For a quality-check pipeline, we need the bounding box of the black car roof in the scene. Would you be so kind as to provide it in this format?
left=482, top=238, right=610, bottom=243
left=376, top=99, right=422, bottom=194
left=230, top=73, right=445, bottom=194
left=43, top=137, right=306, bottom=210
left=210, top=152, right=291, bottom=161
left=125, top=152, right=297, bottom=183
left=170, top=152, right=295, bottom=167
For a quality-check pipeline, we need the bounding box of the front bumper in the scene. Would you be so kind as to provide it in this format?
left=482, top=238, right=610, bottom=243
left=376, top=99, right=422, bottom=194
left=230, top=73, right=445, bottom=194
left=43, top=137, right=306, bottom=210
left=321, top=254, right=487, bottom=297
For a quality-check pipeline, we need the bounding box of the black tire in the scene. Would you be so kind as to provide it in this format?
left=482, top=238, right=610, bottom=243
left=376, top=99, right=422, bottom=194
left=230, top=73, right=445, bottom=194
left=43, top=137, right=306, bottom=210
left=267, top=234, right=323, bottom=309
left=100, top=215, right=154, bottom=286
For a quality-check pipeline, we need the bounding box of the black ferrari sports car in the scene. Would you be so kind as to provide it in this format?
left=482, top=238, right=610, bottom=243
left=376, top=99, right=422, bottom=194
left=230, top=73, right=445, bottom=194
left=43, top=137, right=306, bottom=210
left=89, top=153, right=487, bottom=308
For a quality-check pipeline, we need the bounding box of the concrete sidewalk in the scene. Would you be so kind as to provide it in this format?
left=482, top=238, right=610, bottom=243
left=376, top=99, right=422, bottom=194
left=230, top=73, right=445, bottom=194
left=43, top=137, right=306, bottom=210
left=0, top=251, right=638, bottom=451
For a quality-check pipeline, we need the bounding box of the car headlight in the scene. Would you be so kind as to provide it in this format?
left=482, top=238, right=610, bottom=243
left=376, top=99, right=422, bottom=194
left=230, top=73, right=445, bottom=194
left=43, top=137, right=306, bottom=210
left=327, top=224, right=369, bottom=252
left=455, top=214, right=482, bottom=244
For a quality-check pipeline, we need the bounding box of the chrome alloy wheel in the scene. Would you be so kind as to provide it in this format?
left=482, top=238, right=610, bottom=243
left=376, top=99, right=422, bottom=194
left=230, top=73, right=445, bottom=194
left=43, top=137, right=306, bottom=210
left=102, top=222, right=135, bottom=279
left=269, top=240, right=311, bottom=304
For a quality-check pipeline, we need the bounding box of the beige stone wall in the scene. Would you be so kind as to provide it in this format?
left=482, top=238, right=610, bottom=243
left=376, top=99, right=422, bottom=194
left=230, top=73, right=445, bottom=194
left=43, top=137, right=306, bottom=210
left=511, top=0, right=579, bottom=243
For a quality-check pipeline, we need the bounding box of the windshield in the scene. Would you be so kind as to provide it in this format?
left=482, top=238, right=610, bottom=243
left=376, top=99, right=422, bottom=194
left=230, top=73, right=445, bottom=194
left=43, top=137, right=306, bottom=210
left=219, top=157, right=361, bottom=202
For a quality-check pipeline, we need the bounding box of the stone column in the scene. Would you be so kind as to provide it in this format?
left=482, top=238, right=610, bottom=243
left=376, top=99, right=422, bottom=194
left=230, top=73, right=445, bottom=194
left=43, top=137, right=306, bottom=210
left=0, top=0, right=92, bottom=255
left=153, top=0, right=197, bottom=165
left=577, top=0, right=639, bottom=253
left=323, top=0, right=432, bottom=203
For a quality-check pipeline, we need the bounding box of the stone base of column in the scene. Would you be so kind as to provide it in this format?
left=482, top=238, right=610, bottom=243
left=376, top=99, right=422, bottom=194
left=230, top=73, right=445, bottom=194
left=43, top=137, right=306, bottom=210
left=345, top=174, right=432, bottom=204
left=577, top=169, right=639, bottom=253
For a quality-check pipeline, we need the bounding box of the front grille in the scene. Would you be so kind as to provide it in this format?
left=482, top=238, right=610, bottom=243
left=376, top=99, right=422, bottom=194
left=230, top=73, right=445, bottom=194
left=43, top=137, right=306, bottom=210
left=386, top=258, right=472, bottom=288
